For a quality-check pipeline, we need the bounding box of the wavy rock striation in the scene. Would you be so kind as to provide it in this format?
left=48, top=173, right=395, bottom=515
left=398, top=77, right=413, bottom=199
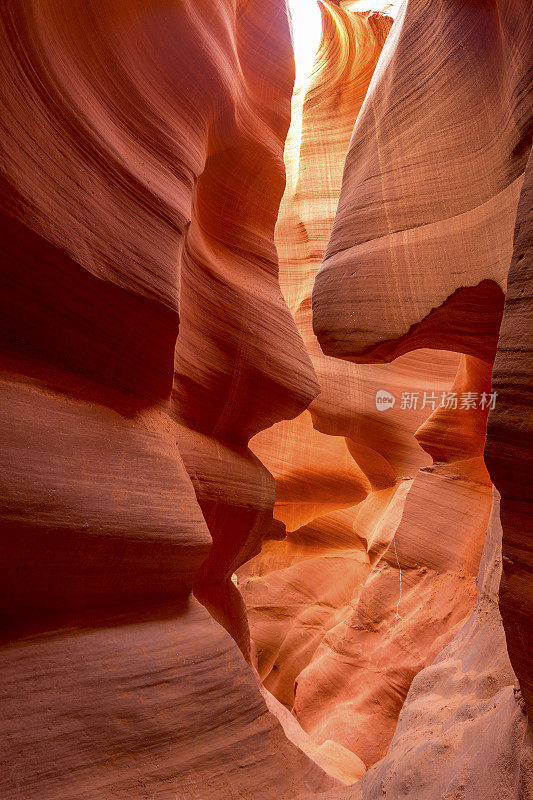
left=239, top=0, right=506, bottom=776
left=313, top=0, right=532, bottom=365
left=0, top=1, right=337, bottom=797
left=486, top=149, right=533, bottom=718
left=301, top=496, right=533, bottom=800
left=293, top=0, right=532, bottom=796
left=1, top=0, right=532, bottom=797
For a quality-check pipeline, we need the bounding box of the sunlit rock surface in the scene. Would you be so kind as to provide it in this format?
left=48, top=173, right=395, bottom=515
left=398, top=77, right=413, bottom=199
left=295, top=0, right=532, bottom=795
left=312, top=0, right=531, bottom=365
left=240, top=0, right=519, bottom=776
left=300, top=496, right=533, bottom=800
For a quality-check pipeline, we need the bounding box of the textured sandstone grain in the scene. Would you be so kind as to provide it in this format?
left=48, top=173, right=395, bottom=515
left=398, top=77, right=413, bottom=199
left=0, top=1, right=335, bottom=796
left=302, top=0, right=533, bottom=792
left=313, top=0, right=531, bottom=363
left=486, top=149, right=533, bottom=718
left=242, top=0, right=514, bottom=775
left=1, top=0, right=532, bottom=796
left=298, top=496, right=533, bottom=800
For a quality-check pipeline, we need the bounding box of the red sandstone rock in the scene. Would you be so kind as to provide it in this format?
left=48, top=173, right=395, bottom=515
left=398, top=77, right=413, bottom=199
left=240, top=0, right=509, bottom=777
left=1, top=0, right=532, bottom=796
left=299, top=497, right=533, bottom=800
left=313, top=0, right=531, bottom=364
left=0, top=1, right=334, bottom=796
left=299, top=0, right=533, bottom=794
left=486, top=149, right=533, bottom=718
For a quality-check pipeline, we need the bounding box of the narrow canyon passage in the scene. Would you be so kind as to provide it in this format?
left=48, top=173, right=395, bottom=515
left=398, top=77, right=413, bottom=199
left=237, top=0, right=510, bottom=778
left=0, top=1, right=531, bottom=799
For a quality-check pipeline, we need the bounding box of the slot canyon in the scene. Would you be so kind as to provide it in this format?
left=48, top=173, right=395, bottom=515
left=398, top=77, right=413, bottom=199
left=0, top=1, right=531, bottom=798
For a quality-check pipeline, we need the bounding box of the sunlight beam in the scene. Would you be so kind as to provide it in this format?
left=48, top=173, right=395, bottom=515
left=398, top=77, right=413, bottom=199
left=287, top=0, right=322, bottom=88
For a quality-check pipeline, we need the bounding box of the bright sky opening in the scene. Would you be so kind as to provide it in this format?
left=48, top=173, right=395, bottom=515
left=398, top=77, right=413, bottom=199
left=287, top=0, right=322, bottom=88
left=287, top=1, right=402, bottom=89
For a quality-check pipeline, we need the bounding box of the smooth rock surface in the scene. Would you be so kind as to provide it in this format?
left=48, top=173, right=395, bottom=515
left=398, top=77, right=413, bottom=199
left=0, top=1, right=335, bottom=796
left=486, top=149, right=533, bottom=717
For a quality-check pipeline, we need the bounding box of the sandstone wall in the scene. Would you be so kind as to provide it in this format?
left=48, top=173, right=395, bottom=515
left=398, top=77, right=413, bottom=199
left=0, top=1, right=336, bottom=796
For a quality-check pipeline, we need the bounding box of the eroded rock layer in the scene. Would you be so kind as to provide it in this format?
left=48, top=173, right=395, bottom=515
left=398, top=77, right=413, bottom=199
left=486, top=149, right=533, bottom=718
left=240, top=0, right=533, bottom=790
left=300, top=496, right=533, bottom=800
left=0, top=1, right=336, bottom=797
left=313, top=0, right=532, bottom=364
left=1, top=0, right=532, bottom=796
left=285, top=0, right=531, bottom=796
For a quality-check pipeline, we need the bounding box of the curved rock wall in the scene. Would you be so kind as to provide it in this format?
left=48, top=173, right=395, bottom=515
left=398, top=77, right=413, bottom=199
left=1, top=0, right=532, bottom=796
left=0, top=1, right=336, bottom=797
left=300, top=496, right=533, bottom=800
left=292, top=0, right=532, bottom=796
left=313, top=0, right=531, bottom=364
left=486, top=149, right=533, bottom=718
left=239, top=0, right=504, bottom=774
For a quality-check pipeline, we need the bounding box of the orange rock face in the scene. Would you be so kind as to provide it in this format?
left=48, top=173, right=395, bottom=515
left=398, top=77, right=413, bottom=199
left=312, top=1, right=529, bottom=365
left=1, top=0, right=532, bottom=797
left=289, top=0, right=531, bottom=797
left=486, top=149, right=533, bottom=719
left=238, top=0, right=522, bottom=777
left=241, top=0, right=532, bottom=792
left=304, top=496, right=533, bottom=800
left=0, top=1, right=334, bottom=797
